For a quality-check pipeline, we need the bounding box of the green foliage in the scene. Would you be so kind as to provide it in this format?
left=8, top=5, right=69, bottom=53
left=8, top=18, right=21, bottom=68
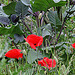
left=0, top=35, right=12, bottom=58
left=30, top=0, right=66, bottom=12
left=0, top=0, right=75, bottom=75
left=41, top=24, right=53, bottom=37
left=0, top=25, right=23, bottom=37
left=0, top=6, right=8, bottom=17
left=15, top=1, right=29, bottom=17
left=67, top=6, right=75, bottom=16
left=48, top=10, right=62, bottom=31
left=27, top=49, right=45, bottom=64
left=0, top=16, right=10, bottom=25
left=3, top=2, right=16, bottom=15
left=14, top=34, right=24, bottom=44
left=0, top=58, right=7, bottom=74
left=23, top=68, right=34, bottom=75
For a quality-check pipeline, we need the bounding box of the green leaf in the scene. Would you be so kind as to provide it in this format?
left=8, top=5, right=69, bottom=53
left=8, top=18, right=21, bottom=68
left=15, top=1, right=29, bottom=17
left=42, top=24, right=53, bottom=37
left=10, top=25, right=23, bottom=37
left=14, top=34, right=24, bottom=43
left=48, top=10, right=62, bottom=31
left=3, top=2, right=16, bottom=15
left=0, top=25, right=23, bottom=37
left=35, top=24, right=53, bottom=37
left=42, top=42, right=71, bottom=50
left=0, top=6, right=8, bottom=17
left=66, top=6, right=75, bottom=15
left=27, top=49, right=44, bottom=64
left=30, top=0, right=66, bottom=12
left=60, top=65, right=67, bottom=75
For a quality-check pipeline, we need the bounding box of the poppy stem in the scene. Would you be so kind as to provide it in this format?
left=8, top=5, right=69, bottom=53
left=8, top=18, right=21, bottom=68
left=8, top=0, right=9, bottom=4
left=8, top=37, right=18, bottom=49
left=12, top=41, right=18, bottom=49
left=36, top=16, right=39, bottom=27
left=22, top=20, right=32, bottom=34
left=55, top=5, right=74, bottom=44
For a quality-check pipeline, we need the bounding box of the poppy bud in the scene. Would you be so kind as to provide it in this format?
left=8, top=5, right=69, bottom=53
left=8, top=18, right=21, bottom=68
left=22, top=50, right=27, bottom=55
left=24, top=42, right=29, bottom=45
left=44, top=71, right=47, bottom=74
left=54, top=55, right=58, bottom=64
left=38, top=13, right=42, bottom=19
left=10, top=14, right=19, bottom=23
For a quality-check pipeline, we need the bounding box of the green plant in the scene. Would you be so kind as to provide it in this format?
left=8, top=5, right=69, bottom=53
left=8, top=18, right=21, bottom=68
left=0, top=0, right=75, bottom=75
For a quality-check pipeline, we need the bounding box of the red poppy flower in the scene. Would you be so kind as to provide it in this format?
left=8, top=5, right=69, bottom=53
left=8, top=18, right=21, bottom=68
left=38, top=57, right=56, bottom=70
left=24, top=34, right=43, bottom=49
left=5, top=49, right=23, bottom=59
left=72, top=43, right=75, bottom=49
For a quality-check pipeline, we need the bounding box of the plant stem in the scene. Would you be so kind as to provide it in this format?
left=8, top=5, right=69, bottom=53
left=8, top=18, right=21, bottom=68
left=22, top=20, right=32, bottom=34
left=8, top=0, right=9, bottom=4
left=55, top=5, right=74, bottom=44
left=8, top=37, right=18, bottom=49
left=50, top=34, right=56, bottom=44
left=12, top=41, right=18, bottom=49
left=23, top=25, right=29, bottom=36
left=36, top=16, right=39, bottom=27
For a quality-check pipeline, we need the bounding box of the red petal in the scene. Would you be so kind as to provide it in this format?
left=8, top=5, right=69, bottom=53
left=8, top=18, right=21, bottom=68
left=24, top=38, right=36, bottom=49
left=38, top=60, right=45, bottom=66
left=37, top=36, right=43, bottom=46
left=28, top=42, right=36, bottom=49
left=17, top=53, right=23, bottom=59
left=27, top=34, right=40, bottom=44
left=72, top=43, right=75, bottom=49
left=24, top=34, right=43, bottom=49
left=5, top=49, right=22, bottom=59
left=43, top=57, right=50, bottom=64
left=48, top=59, right=56, bottom=67
left=38, top=57, right=56, bottom=70
left=24, top=38, right=29, bottom=43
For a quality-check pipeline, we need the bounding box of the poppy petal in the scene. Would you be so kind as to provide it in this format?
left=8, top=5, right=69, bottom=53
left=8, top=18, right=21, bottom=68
left=5, top=49, right=23, bottom=59
left=24, top=38, right=36, bottom=49
left=38, top=57, right=56, bottom=70
left=17, top=53, right=23, bottom=59
left=24, top=34, right=43, bottom=49
left=37, top=36, right=43, bottom=46
left=28, top=42, right=36, bottom=49
left=38, top=60, right=45, bottom=66
left=48, top=59, right=56, bottom=67
left=24, top=38, right=29, bottom=43
left=72, top=43, right=75, bottom=49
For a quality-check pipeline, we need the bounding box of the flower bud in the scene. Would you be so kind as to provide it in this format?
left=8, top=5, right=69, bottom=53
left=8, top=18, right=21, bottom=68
left=24, top=42, right=29, bottom=45
left=38, top=13, right=42, bottom=19
left=54, top=55, right=58, bottom=64
left=44, top=71, right=47, bottom=74
left=22, top=50, right=27, bottom=55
